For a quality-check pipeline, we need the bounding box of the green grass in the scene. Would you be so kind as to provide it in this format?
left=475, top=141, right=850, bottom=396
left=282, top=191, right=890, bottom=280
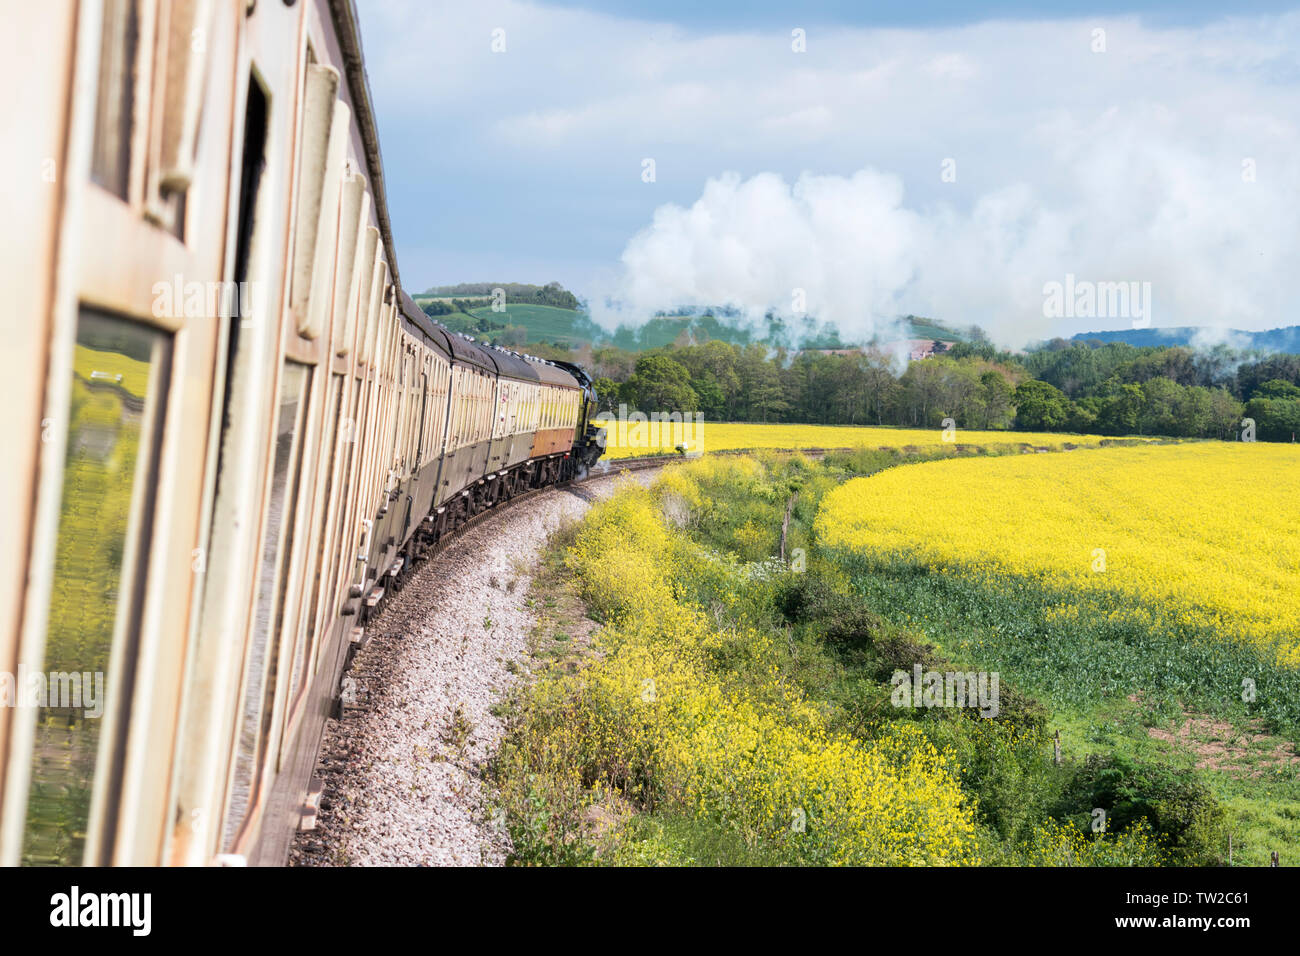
left=834, top=559, right=1300, bottom=736
left=1050, top=700, right=1300, bottom=866
left=602, top=812, right=778, bottom=866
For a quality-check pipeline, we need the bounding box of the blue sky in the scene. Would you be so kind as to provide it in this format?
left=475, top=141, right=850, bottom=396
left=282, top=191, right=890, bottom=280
left=530, top=0, right=1296, bottom=29
left=356, top=1, right=1300, bottom=344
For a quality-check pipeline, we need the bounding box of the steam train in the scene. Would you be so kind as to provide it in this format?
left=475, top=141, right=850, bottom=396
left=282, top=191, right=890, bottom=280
left=0, top=0, right=603, bottom=866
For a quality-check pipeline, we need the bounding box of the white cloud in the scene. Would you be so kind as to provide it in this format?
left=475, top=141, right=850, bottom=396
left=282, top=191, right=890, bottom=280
left=358, top=3, right=1300, bottom=343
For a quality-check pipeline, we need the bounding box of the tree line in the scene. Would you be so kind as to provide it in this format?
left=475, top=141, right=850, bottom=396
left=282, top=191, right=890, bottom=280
left=420, top=281, right=581, bottom=311
left=585, top=338, right=1300, bottom=442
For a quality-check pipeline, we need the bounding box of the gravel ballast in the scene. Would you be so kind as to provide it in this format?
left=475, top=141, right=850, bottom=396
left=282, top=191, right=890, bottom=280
left=290, top=470, right=655, bottom=867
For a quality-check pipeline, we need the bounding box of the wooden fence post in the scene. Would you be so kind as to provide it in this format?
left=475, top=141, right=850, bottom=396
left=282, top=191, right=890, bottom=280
left=779, top=493, right=798, bottom=563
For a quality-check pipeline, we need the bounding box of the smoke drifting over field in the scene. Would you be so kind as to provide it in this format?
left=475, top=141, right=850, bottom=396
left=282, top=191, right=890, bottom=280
left=593, top=125, right=1300, bottom=349
left=591, top=169, right=921, bottom=346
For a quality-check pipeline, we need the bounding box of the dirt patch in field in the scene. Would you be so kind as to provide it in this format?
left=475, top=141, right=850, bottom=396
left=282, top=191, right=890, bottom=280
left=1147, top=714, right=1300, bottom=776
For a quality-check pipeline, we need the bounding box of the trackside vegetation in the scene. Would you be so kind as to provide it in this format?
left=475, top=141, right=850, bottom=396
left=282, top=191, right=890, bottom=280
left=491, top=444, right=1294, bottom=865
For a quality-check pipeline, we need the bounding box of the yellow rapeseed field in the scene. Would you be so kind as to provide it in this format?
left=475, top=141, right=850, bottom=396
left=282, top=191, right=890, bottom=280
left=525, top=469, right=982, bottom=864
left=816, top=442, right=1300, bottom=667
left=600, top=421, right=1139, bottom=459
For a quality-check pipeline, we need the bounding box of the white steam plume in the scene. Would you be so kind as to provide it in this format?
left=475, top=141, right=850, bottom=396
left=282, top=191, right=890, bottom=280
left=593, top=169, right=921, bottom=347
left=593, top=109, right=1300, bottom=350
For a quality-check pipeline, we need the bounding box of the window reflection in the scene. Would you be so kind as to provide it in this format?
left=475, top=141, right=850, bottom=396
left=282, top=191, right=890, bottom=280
left=22, top=311, right=167, bottom=865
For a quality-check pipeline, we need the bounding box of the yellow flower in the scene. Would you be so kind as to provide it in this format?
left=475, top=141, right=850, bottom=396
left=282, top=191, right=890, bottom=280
left=817, top=442, right=1300, bottom=667
left=604, top=422, right=1148, bottom=459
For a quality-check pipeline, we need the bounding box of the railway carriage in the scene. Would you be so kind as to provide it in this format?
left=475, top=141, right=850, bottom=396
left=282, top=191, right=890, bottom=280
left=0, top=0, right=603, bottom=867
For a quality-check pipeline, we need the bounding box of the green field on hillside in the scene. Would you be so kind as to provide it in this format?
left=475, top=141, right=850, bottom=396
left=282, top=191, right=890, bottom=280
left=466, top=304, right=793, bottom=350
left=468, top=304, right=607, bottom=347
left=414, top=302, right=957, bottom=352
left=902, top=317, right=965, bottom=342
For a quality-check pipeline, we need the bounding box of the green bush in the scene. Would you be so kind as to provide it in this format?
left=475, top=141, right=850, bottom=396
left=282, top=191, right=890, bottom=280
left=991, top=680, right=1050, bottom=734
left=775, top=572, right=884, bottom=643
left=924, top=719, right=1063, bottom=843
left=1055, top=754, right=1228, bottom=865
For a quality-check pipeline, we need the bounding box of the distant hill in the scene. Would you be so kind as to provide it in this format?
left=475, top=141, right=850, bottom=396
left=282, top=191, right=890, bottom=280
left=461, top=305, right=858, bottom=351
left=421, top=281, right=580, bottom=311
left=891, top=315, right=968, bottom=344
left=413, top=287, right=964, bottom=352
left=1070, top=326, right=1300, bottom=353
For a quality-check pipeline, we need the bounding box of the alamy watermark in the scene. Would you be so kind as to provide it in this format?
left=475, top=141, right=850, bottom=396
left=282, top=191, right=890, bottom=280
left=1, top=668, right=105, bottom=717
left=891, top=665, right=999, bottom=718
left=50, top=886, right=150, bottom=936
left=593, top=404, right=704, bottom=453
left=1043, top=274, right=1152, bottom=329
left=152, top=275, right=260, bottom=321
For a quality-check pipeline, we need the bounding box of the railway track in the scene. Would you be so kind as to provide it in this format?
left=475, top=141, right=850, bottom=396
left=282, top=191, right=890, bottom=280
left=384, top=446, right=850, bottom=589
left=377, top=446, right=855, bottom=598
left=347, top=454, right=670, bottom=660
left=292, top=459, right=667, bottom=865
left=357, top=454, right=672, bottom=618
left=295, top=446, right=852, bottom=863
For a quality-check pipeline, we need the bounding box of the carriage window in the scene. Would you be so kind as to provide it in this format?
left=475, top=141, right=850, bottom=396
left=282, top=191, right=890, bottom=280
left=290, top=373, right=343, bottom=707
left=322, top=382, right=362, bottom=672
left=91, top=0, right=138, bottom=199
left=22, top=311, right=168, bottom=865
left=224, top=362, right=309, bottom=850
left=415, top=372, right=429, bottom=464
